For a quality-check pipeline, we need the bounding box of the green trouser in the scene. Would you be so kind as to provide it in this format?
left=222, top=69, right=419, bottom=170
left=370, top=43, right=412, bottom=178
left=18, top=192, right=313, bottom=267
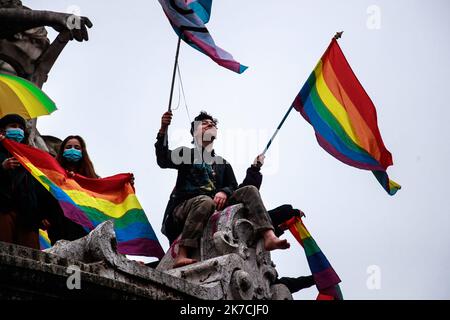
left=227, top=185, right=274, bottom=234
left=173, top=195, right=216, bottom=248
left=174, top=186, right=274, bottom=249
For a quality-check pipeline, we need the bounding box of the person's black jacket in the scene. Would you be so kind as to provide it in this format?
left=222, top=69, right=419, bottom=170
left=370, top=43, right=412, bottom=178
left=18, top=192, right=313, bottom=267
left=155, top=132, right=238, bottom=243
left=239, top=165, right=262, bottom=189
left=0, top=144, right=48, bottom=229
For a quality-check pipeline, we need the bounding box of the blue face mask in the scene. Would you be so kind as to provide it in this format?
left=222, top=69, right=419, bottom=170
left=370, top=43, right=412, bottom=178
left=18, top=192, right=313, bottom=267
left=5, top=128, right=25, bottom=143
left=63, top=148, right=83, bottom=162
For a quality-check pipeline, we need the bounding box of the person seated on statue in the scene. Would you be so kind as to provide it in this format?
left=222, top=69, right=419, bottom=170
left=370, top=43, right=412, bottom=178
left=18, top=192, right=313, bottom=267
left=0, top=114, right=54, bottom=249
left=239, top=154, right=316, bottom=294
left=43, top=135, right=99, bottom=244
left=155, top=111, right=290, bottom=268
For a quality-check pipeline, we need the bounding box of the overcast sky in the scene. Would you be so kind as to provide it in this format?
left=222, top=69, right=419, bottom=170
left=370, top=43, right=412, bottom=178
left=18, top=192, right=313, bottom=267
left=24, top=0, right=450, bottom=300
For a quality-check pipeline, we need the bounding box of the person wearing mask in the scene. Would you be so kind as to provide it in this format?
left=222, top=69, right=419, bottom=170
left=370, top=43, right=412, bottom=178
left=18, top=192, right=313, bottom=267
left=0, top=114, right=50, bottom=249
left=56, top=135, right=99, bottom=179
left=45, top=135, right=99, bottom=243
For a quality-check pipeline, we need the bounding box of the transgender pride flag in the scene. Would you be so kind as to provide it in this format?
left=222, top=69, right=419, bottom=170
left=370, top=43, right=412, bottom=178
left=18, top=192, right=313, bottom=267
left=158, top=0, right=247, bottom=74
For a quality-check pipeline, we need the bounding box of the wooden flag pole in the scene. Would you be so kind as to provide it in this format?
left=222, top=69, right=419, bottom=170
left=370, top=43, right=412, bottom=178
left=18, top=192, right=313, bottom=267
left=168, top=37, right=182, bottom=112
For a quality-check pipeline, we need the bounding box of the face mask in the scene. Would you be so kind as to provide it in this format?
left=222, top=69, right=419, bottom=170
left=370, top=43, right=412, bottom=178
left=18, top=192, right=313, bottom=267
left=5, top=128, right=25, bottom=143
left=63, top=148, right=83, bottom=162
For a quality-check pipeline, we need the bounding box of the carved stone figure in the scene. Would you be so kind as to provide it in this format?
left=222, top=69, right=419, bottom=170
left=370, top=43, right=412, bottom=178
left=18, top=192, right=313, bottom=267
left=0, top=0, right=92, bottom=152
left=157, top=204, right=293, bottom=300
left=0, top=2, right=292, bottom=301
left=37, top=205, right=292, bottom=300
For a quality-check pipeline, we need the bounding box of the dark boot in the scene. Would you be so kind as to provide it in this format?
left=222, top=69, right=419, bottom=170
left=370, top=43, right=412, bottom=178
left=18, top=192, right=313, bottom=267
left=276, top=275, right=315, bottom=294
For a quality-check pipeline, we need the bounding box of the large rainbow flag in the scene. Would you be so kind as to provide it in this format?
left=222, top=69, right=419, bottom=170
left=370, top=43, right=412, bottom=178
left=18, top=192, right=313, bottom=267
left=2, top=139, right=164, bottom=259
left=292, top=38, right=400, bottom=195
left=283, top=216, right=343, bottom=300
left=158, top=0, right=247, bottom=74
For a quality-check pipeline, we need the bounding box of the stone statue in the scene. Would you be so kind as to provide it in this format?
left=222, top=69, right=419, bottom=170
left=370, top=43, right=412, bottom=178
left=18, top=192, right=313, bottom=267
left=43, top=205, right=293, bottom=300
left=157, top=204, right=293, bottom=300
left=0, top=2, right=293, bottom=301
left=0, top=0, right=92, bottom=152
left=0, top=0, right=92, bottom=42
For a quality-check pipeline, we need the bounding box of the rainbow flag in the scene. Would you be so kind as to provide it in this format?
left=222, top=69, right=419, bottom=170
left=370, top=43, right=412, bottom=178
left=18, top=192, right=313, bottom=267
left=2, top=139, right=164, bottom=259
left=158, top=0, right=247, bottom=74
left=292, top=38, right=400, bottom=195
left=284, top=217, right=343, bottom=300
left=0, top=73, right=57, bottom=119
left=39, top=229, right=52, bottom=250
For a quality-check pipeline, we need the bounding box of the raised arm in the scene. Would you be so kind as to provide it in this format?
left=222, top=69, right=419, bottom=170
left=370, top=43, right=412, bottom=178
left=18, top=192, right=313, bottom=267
left=0, top=8, right=92, bottom=41
left=239, top=154, right=265, bottom=190
left=154, top=111, right=181, bottom=169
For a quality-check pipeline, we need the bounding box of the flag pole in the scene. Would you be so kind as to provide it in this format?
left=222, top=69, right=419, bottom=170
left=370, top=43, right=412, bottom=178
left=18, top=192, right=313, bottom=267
left=261, top=105, right=295, bottom=156
left=164, top=36, right=182, bottom=147
left=168, top=36, right=182, bottom=112
left=262, top=31, right=344, bottom=156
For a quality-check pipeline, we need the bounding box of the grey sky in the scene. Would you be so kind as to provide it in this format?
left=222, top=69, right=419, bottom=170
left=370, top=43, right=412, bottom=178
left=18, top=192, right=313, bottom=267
left=25, top=0, right=450, bottom=299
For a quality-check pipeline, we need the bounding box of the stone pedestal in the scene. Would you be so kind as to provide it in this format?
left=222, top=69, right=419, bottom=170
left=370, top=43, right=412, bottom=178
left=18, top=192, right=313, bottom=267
left=157, top=204, right=292, bottom=300
left=0, top=205, right=292, bottom=300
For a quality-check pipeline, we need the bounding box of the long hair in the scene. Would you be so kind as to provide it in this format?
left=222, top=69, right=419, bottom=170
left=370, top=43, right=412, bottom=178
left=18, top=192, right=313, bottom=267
left=56, top=135, right=99, bottom=178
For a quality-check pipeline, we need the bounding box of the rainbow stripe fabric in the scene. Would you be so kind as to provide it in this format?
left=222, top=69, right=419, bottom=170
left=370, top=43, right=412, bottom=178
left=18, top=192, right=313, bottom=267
left=158, top=0, right=247, bottom=74
left=292, top=39, right=400, bottom=195
left=285, top=217, right=343, bottom=300
left=0, top=73, right=57, bottom=119
left=2, top=139, right=164, bottom=259
left=39, top=229, right=52, bottom=250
